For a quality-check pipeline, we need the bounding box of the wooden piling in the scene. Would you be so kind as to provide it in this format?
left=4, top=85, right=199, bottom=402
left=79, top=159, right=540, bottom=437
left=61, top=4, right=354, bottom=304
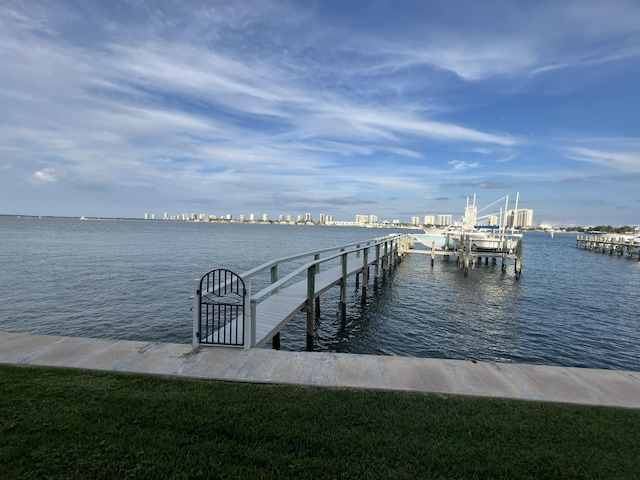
left=361, top=248, right=369, bottom=304
left=515, top=237, right=523, bottom=280
left=306, top=265, right=315, bottom=351
left=374, top=244, right=381, bottom=293
left=272, top=332, right=281, bottom=350
left=340, top=252, right=347, bottom=323
left=431, top=241, right=435, bottom=267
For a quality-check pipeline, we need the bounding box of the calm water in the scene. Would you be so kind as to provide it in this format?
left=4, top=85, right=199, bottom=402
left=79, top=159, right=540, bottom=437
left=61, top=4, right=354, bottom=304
left=1, top=216, right=639, bottom=371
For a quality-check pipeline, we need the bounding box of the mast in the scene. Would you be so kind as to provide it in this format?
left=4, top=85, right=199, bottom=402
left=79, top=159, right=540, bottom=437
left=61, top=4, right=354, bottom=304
left=511, top=192, right=520, bottom=234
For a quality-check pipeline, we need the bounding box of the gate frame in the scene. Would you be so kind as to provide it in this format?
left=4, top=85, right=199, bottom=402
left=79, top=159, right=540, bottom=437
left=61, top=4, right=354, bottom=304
left=193, top=269, right=251, bottom=349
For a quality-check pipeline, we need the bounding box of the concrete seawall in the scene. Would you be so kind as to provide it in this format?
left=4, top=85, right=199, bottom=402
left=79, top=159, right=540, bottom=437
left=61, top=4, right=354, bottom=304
left=2, top=331, right=639, bottom=408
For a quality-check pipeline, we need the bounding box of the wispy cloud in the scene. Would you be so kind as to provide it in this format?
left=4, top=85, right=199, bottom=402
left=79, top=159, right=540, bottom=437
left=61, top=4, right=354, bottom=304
left=567, top=146, right=640, bottom=174
left=448, top=160, right=480, bottom=171
left=0, top=1, right=639, bottom=224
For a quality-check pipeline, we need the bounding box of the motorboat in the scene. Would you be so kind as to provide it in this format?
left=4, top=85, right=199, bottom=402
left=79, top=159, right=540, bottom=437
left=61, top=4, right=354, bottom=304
left=440, top=194, right=523, bottom=253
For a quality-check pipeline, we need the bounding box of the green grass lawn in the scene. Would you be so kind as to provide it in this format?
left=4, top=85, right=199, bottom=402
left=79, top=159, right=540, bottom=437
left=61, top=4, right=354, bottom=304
left=1, top=364, right=639, bottom=479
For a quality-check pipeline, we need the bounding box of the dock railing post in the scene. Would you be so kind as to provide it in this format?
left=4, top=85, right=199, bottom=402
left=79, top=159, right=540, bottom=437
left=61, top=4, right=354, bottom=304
left=374, top=244, right=380, bottom=293
left=340, top=252, right=347, bottom=323
left=193, top=279, right=201, bottom=348
left=250, top=297, right=257, bottom=348
left=361, top=247, right=369, bottom=304
left=244, top=282, right=253, bottom=349
left=306, top=265, right=316, bottom=351
left=270, top=265, right=278, bottom=293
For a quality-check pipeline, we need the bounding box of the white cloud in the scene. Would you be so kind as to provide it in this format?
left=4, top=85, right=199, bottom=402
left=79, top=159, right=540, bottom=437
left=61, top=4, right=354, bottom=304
left=31, top=168, right=61, bottom=183
left=567, top=147, right=640, bottom=174
left=449, top=160, right=480, bottom=171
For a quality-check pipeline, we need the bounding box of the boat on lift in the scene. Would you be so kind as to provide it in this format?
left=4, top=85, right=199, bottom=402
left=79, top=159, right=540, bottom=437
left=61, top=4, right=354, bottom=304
left=439, top=193, right=523, bottom=253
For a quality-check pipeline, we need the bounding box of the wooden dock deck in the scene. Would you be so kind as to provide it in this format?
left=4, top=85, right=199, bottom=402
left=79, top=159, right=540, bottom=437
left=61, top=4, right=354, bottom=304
left=194, top=234, right=414, bottom=350
left=412, top=235, right=524, bottom=278
left=576, top=233, right=640, bottom=259
left=252, top=259, right=370, bottom=347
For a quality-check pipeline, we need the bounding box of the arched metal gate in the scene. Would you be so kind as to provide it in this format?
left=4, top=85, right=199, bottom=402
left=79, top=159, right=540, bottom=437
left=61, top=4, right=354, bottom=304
left=196, top=269, right=246, bottom=346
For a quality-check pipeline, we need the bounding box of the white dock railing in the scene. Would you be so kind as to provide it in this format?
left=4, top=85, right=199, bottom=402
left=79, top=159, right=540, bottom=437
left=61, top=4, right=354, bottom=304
left=193, top=233, right=414, bottom=349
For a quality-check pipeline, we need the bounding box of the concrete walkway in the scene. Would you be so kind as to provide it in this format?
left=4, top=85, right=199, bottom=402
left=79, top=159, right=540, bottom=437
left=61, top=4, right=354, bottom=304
left=2, top=331, right=639, bottom=409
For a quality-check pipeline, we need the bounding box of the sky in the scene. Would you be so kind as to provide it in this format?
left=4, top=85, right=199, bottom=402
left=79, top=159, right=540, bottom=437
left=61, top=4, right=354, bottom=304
left=1, top=1, right=639, bottom=226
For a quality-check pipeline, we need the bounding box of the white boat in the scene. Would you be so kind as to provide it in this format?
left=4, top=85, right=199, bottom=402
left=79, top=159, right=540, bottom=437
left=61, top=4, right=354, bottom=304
left=441, top=194, right=522, bottom=253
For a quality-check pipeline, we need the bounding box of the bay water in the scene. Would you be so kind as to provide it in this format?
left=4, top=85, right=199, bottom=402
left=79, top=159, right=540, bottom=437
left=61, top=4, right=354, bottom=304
left=1, top=216, right=638, bottom=371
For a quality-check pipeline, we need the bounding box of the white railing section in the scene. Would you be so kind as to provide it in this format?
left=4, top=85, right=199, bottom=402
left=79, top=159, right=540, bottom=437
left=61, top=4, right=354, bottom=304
left=193, top=233, right=414, bottom=348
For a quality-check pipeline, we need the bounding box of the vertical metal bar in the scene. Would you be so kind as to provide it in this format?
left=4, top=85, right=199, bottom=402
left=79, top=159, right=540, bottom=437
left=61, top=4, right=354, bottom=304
left=193, top=279, right=201, bottom=347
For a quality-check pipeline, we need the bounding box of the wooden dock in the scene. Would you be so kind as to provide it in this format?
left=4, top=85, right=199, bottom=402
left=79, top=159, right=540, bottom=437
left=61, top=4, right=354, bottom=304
left=576, top=233, right=640, bottom=259
left=412, top=235, right=524, bottom=278
left=194, top=234, right=414, bottom=350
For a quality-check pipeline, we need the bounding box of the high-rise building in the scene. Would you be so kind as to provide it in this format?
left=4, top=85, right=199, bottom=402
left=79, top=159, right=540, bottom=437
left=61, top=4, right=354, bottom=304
left=437, top=214, right=453, bottom=226
left=262, top=213, right=269, bottom=222
left=507, top=209, right=534, bottom=228
left=423, top=215, right=435, bottom=225
left=355, top=215, right=369, bottom=224
left=305, top=213, right=313, bottom=222
left=411, top=216, right=420, bottom=226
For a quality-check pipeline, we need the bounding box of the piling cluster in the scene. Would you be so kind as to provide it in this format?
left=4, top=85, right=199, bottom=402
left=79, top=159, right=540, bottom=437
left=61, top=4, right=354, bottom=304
left=576, top=234, right=640, bottom=260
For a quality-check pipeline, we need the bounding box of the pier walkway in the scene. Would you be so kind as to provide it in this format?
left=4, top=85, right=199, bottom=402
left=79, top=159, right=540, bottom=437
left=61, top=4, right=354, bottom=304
left=195, top=234, right=413, bottom=350
left=2, top=331, right=639, bottom=409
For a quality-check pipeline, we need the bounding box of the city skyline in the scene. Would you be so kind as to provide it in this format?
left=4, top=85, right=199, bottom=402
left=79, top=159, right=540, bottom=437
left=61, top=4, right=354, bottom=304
left=1, top=1, right=639, bottom=226
left=144, top=206, right=536, bottom=228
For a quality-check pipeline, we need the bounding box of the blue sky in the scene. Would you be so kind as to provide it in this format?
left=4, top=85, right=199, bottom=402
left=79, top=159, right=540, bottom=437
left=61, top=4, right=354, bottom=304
left=1, top=0, right=639, bottom=226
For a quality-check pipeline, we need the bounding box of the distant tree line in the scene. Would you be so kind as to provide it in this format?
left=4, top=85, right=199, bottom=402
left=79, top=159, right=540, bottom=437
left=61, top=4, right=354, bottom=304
left=571, top=225, right=635, bottom=233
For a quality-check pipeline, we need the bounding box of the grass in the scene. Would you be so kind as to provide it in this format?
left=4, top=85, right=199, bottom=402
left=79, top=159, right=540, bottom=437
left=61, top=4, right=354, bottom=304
left=1, top=365, right=639, bottom=479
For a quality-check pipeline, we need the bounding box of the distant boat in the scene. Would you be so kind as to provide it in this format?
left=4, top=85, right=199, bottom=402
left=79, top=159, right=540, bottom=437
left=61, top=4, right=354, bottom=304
left=426, top=193, right=522, bottom=253
left=79, top=216, right=87, bottom=220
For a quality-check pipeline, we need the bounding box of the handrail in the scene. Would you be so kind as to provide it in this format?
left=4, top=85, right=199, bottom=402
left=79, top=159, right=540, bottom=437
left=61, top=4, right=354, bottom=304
left=252, top=242, right=376, bottom=302
left=239, top=233, right=404, bottom=280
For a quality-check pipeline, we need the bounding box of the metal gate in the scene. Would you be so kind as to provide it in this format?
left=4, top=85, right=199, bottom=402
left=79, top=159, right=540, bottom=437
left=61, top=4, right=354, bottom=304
left=196, top=269, right=246, bottom=346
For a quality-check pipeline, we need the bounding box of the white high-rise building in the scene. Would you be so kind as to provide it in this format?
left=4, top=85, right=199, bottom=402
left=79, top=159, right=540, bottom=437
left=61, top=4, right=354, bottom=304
left=423, top=215, right=435, bottom=225
left=411, top=216, right=420, bottom=226
left=438, top=214, right=453, bottom=226
left=507, top=209, right=534, bottom=228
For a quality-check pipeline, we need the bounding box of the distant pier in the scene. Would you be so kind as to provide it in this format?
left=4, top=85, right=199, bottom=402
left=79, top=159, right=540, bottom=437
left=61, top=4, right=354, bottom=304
left=576, top=233, right=640, bottom=260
